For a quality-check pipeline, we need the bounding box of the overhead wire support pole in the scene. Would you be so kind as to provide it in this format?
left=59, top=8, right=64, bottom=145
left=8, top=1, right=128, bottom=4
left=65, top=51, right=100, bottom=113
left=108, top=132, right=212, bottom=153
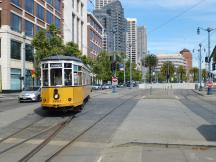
left=197, top=27, right=216, bottom=95
left=198, top=43, right=202, bottom=91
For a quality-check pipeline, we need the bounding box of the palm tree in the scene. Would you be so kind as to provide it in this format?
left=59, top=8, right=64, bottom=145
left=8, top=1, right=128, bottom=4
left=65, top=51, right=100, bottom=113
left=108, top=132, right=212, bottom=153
left=161, top=61, right=175, bottom=83
left=142, top=54, right=158, bottom=83
left=189, top=67, right=199, bottom=82
left=202, top=69, right=208, bottom=82
left=177, top=65, right=186, bottom=83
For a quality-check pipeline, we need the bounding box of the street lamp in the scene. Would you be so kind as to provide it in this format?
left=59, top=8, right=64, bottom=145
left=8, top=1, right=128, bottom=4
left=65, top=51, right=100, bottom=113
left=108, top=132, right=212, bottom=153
left=129, top=43, right=132, bottom=89
left=197, top=27, right=216, bottom=94
left=112, top=29, right=117, bottom=93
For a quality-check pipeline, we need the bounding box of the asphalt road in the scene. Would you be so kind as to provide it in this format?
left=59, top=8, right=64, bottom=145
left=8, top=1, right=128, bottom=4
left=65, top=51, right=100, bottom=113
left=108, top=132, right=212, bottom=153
left=0, top=88, right=215, bottom=162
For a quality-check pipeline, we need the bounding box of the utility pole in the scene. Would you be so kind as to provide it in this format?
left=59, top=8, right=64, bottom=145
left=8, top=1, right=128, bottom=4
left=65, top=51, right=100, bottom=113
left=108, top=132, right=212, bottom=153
left=198, top=43, right=202, bottom=91
left=129, top=43, right=132, bottom=89
left=112, top=30, right=117, bottom=93
left=197, top=27, right=216, bottom=94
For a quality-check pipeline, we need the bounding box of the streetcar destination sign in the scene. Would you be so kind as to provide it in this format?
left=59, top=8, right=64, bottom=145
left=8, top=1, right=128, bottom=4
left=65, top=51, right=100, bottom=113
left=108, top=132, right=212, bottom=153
left=50, top=63, right=62, bottom=68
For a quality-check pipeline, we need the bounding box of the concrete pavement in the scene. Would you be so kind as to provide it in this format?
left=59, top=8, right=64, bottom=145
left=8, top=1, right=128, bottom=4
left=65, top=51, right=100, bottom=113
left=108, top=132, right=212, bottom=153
left=98, top=97, right=216, bottom=162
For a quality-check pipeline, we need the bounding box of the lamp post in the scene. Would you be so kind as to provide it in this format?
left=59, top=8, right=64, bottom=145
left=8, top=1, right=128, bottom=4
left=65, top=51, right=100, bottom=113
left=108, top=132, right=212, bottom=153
left=112, top=29, right=117, bottom=93
left=22, top=35, right=26, bottom=90
left=198, top=43, right=202, bottom=91
left=197, top=27, right=216, bottom=94
left=128, top=43, right=132, bottom=89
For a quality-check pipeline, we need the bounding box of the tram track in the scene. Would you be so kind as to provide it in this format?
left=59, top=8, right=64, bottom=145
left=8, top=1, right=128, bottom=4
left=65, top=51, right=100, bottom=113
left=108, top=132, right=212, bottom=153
left=44, top=91, right=141, bottom=162
left=0, top=89, right=140, bottom=162
left=0, top=116, right=44, bottom=144
left=177, top=90, right=216, bottom=117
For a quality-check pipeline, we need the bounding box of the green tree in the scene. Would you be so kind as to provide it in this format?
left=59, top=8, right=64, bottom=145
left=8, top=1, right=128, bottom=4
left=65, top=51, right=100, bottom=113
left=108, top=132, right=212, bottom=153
left=202, top=69, right=208, bottom=82
left=32, top=24, right=64, bottom=61
left=189, top=67, right=199, bottom=82
left=161, top=61, right=175, bottom=83
left=64, top=42, right=82, bottom=58
left=142, top=54, right=158, bottom=83
left=93, top=51, right=112, bottom=82
left=177, top=65, right=186, bottom=83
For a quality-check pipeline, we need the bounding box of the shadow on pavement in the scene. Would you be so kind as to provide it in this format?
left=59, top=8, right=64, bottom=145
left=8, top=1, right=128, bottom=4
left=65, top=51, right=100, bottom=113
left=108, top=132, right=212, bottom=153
left=34, top=107, right=77, bottom=118
left=197, top=125, right=216, bottom=141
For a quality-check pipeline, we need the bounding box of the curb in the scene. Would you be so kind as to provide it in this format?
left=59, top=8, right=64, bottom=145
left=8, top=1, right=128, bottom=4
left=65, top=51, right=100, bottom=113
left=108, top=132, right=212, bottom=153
left=192, top=89, right=205, bottom=96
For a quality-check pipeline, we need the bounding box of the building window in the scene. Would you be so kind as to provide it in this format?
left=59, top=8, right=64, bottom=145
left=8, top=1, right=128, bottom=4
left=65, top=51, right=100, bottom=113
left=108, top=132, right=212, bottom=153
left=11, top=40, right=21, bottom=60
left=55, top=0, right=61, bottom=11
left=11, top=13, right=21, bottom=32
left=0, top=39, right=1, bottom=58
left=46, top=11, right=53, bottom=24
left=11, top=0, right=20, bottom=7
left=0, top=11, right=1, bottom=28
left=47, top=0, right=53, bottom=5
left=25, top=44, right=34, bottom=62
left=25, top=20, right=34, bottom=37
left=11, top=68, right=21, bottom=90
left=55, top=17, right=60, bottom=29
left=25, top=0, right=34, bottom=14
left=37, top=4, right=44, bottom=20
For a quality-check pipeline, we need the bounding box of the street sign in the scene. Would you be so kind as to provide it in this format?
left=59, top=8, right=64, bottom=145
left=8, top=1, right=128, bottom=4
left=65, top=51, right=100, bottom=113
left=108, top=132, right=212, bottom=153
left=207, top=80, right=213, bottom=88
left=112, top=77, right=118, bottom=86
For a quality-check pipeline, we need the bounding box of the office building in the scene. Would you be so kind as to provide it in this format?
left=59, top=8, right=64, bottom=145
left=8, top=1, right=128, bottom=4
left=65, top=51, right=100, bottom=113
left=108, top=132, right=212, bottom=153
left=126, top=18, right=137, bottom=64
left=93, top=0, right=127, bottom=54
left=95, top=0, right=116, bottom=9
left=64, top=0, right=87, bottom=55
left=87, top=12, right=103, bottom=59
left=0, top=0, right=63, bottom=92
left=156, top=54, right=186, bottom=72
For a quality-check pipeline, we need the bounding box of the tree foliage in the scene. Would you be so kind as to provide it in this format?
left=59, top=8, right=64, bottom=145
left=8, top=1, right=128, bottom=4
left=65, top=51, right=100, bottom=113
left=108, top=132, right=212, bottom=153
left=93, top=51, right=112, bottom=82
left=177, top=65, right=186, bottom=83
left=189, top=67, right=199, bottom=82
left=160, top=61, right=175, bottom=83
left=142, top=54, right=158, bottom=83
left=202, top=69, right=208, bottom=82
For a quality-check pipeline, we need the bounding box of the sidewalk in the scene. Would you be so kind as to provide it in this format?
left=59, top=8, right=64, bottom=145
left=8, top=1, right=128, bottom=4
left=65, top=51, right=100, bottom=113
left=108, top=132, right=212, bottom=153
left=0, top=93, right=20, bottom=100
left=97, top=98, right=216, bottom=162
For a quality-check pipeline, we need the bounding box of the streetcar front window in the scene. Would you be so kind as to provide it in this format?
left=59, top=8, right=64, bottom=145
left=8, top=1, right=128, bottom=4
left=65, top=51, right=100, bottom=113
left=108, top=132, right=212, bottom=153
left=64, top=69, right=72, bottom=86
left=51, top=68, right=62, bottom=86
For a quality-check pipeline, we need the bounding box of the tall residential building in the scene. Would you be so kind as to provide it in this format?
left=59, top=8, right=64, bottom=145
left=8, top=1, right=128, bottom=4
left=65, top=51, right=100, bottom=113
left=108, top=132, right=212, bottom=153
left=95, top=0, right=116, bottom=9
left=93, top=0, right=127, bottom=54
left=64, top=0, right=87, bottom=55
left=137, top=26, right=147, bottom=64
left=0, top=0, right=63, bottom=92
left=87, top=13, right=103, bottom=59
left=127, top=18, right=138, bottom=64
left=180, top=48, right=192, bottom=72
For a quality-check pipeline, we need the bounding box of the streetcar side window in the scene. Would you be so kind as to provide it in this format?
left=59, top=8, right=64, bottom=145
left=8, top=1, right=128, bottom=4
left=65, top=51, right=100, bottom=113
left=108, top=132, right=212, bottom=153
left=50, top=68, right=62, bottom=86
left=73, top=65, right=82, bottom=86
left=43, top=69, right=48, bottom=86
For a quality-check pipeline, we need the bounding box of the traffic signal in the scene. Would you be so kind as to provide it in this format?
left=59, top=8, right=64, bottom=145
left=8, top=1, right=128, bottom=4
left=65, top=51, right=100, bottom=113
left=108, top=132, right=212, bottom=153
left=31, top=69, right=36, bottom=78
left=111, top=62, right=116, bottom=71
left=205, top=57, right=209, bottom=63
left=212, top=63, right=216, bottom=71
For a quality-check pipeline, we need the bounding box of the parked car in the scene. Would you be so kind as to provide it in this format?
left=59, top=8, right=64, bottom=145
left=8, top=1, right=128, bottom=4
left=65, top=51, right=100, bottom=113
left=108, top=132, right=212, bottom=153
left=18, top=87, right=41, bottom=103
left=102, top=84, right=112, bottom=89
left=92, top=84, right=102, bottom=90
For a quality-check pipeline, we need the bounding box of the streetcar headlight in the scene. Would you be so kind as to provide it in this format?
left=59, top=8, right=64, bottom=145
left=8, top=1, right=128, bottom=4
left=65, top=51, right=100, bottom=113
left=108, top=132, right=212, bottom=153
left=54, top=94, right=59, bottom=99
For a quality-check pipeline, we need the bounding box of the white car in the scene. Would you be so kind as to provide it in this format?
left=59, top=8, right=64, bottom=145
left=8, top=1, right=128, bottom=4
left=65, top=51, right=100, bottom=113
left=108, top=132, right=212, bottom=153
left=18, top=87, right=41, bottom=102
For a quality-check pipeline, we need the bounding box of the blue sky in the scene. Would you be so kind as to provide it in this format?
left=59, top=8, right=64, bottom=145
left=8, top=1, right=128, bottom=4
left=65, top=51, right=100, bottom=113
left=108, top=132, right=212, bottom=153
left=88, top=0, right=216, bottom=66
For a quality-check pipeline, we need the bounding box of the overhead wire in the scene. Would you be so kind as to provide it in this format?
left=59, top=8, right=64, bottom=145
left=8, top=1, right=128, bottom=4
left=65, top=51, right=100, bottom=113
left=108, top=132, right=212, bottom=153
left=149, top=0, right=207, bottom=33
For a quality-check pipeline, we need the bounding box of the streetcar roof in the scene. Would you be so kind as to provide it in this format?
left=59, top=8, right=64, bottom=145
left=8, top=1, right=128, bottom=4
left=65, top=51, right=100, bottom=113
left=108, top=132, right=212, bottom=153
left=41, top=55, right=82, bottom=63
